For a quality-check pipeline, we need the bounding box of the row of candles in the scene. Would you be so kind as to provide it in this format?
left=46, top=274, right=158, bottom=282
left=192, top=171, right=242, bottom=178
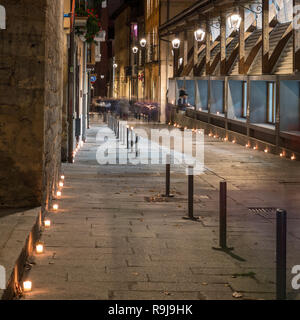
left=22, top=155, right=73, bottom=293
left=72, top=140, right=84, bottom=163
left=169, top=122, right=296, bottom=161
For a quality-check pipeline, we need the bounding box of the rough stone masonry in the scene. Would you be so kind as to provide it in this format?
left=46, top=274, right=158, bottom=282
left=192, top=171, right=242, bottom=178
left=0, top=0, right=63, bottom=210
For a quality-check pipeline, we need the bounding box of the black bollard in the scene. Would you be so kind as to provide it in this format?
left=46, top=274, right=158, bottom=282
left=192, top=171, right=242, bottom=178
left=276, top=209, right=287, bottom=300
left=162, top=154, right=174, bottom=198
left=219, top=181, right=227, bottom=249
left=135, top=135, right=139, bottom=156
left=188, top=167, right=194, bottom=219
left=183, top=166, right=198, bottom=221
left=127, top=127, right=129, bottom=149
left=130, top=128, right=134, bottom=151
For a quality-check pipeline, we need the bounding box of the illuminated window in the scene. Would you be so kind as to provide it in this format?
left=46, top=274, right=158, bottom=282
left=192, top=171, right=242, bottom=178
left=267, top=82, right=276, bottom=124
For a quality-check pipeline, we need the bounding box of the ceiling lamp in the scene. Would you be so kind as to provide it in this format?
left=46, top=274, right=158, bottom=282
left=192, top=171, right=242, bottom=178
left=228, top=12, right=242, bottom=31
left=113, top=63, right=118, bottom=68
left=194, top=28, right=205, bottom=42
left=132, top=46, right=139, bottom=54
left=140, top=38, right=147, bottom=47
left=172, top=38, right=180, bottom=49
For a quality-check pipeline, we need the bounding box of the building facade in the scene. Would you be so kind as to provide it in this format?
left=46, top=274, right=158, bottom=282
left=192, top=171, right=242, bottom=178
left=159, top=0, right=300, bottom=158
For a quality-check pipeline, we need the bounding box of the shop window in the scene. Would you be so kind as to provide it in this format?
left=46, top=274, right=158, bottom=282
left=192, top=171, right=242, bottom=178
left=267, top=82, right=276, bottom=124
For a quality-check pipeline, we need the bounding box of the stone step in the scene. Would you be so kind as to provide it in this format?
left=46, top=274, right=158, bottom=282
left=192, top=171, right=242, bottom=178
left=0, top=207, right=42, bottom=299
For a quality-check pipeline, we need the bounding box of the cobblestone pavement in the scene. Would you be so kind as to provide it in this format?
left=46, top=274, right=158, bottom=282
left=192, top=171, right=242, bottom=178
left=22, top=119, right=300, bottom=300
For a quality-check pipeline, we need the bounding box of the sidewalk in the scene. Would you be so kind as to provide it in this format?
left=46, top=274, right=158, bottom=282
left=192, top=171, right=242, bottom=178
left=21, top=120, right=300, bottom=300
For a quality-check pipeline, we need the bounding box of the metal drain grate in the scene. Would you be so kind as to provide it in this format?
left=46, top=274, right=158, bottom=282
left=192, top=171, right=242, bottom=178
left=248, top=207, right=277, bottom=218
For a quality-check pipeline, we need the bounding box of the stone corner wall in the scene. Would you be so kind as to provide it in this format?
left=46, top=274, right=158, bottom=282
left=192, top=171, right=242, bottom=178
left=0, top=0, right=64, bottom=209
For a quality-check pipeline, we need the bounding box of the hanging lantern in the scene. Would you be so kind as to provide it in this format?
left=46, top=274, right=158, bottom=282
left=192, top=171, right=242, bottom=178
left=194, top=28, right=206, bottom=42
left=228, top=13, right=242, bottom=30
left=132, top=46, right=139, bottom=54
left=140, top=38, right=147, bottom=47
left=172, top=38, right=180, bottom=49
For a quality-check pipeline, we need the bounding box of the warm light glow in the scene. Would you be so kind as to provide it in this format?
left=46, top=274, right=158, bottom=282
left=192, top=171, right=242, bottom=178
left=60, top=175, right=65, bottom=180
left=131, top=126, right=134, bottom=130
left=291, top=154, right=296, bottom=160
left=253, top=146, right=258, bottom=150
left=216, top=111, right=220, bottom=115
left=209, top=133, right=213, bottom=137
left=232, top=140, right=236, bottom=144
left=59, top=181, right=64, bottom=187
left=224, top=137, right=228, bottom=142
left=44, top=219, right=51, bottom=228
left=36, top=243, right=44, bottom=254
left=132, top=46, right=138, bottom=54
left=23, top=281, right=32, bottom=292
left=57, top=191, right=61, bottom=197
left=140, top=38, right=147, bottom=47
left=228, top=13, right=242, bottom=30
left=246, top=143, right=250, bottom=148
left=113, top=63, right=118, bottom=69
left=194, top=28, right=206, bottom=42
left=199, top=107, right=202, bottom=111
left=264, top=148, right=268, bottom=153
left=172, top=38, right=180, bottom=49
left=53, top=204, right=58, bottom=211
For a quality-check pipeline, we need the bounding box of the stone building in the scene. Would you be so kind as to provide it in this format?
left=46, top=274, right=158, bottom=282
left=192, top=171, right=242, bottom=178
left=111, top=0, right=145, bottom=100
left=0, top=0, right=97, bottom=209
left=159, top=0, right=300, bottom=158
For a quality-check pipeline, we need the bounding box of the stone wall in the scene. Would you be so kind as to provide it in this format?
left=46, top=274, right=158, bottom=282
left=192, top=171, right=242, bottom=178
left=43, top=0, right=64, bottom=210
left=0, top=0, right=63, bottom=209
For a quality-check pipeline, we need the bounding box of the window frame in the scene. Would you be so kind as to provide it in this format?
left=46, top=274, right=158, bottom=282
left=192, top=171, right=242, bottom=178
left=267, top=81, right=276, bottom=124
left=242, top=81, right=248, bottom=118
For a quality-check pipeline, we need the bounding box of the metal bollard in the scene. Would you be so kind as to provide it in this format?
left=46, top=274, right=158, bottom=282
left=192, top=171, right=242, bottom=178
left=162, top=154, right=174, bottom=198
left=219, top=181, right=227, bottom=249
left=276, top=209, right=287, bottom=300
left=135, top=135, right=139, bottom=157
left=188, top=166, right=194, bottom=219
left=130, top=128, right=134, bottom=151
left=127, top=127, right=129, bottom=149
left=183, top=166, right=198, bottom=221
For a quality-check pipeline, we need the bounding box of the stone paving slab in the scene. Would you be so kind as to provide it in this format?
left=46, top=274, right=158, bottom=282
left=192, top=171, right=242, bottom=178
left=21, top=122, right=300, bottom=300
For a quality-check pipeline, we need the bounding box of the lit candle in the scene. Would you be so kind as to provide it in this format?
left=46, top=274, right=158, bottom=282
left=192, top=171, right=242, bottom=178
left=36, top=242, right=44, bottom=254
left=59, top=181, right=64, bottom=187
left=23, top=281, right=32, bottom=292
left=57, top=191, right=61, bottom=197
left=291, top=154, right=296, bottom=160
left=44, top=219, right=51, bottom=228
left=253, top=146, right=257, bottom=150
left=61, top=175, right=65, bottom=180
left=53, top=204, right=58, bottom=211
